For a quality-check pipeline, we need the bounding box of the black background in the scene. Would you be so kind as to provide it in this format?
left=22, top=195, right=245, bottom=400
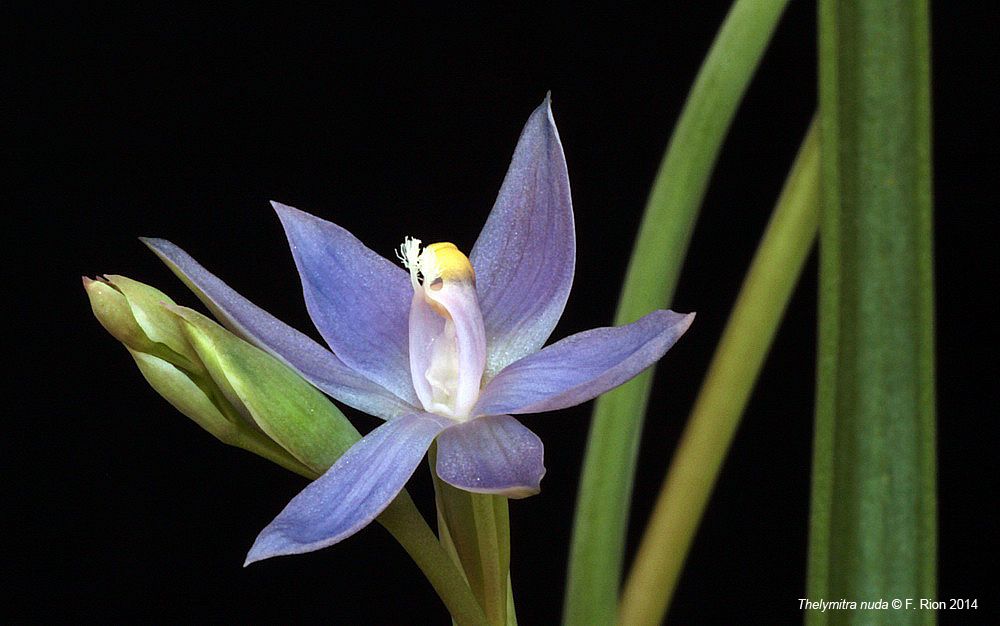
left=11, top=2, right=997, bottom=623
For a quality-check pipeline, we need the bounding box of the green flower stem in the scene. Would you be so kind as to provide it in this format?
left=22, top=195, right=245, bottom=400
left=429, top=444, right=514, bottom=626
left=808, top=2, right=936, bottom=624
left=470, top=494, right=510, bottom=626
left=618, top=117, right=819, bottom=626
left=564, top=1, right=789, bottom=622
left=378, top=492, right=490, bottom=626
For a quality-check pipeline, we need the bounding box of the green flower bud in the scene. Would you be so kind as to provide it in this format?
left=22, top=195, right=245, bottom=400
left=128, top=347, right=312, bottom=476
left=84, top=275, right=359, bottom=479
left=168, top=305, right=361, bottom=476
left=83, top=275, right=198, bottom=369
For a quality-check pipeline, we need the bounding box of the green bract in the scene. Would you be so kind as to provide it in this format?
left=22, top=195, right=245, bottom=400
left=83, top=275, right=360, bottom=479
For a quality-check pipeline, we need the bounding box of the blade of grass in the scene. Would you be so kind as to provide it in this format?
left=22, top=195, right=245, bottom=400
left=808, top=2, right=936, bottom=624
left=564, top=1, right=789, bottom=623
left=619, top=117, right=819, bottom=626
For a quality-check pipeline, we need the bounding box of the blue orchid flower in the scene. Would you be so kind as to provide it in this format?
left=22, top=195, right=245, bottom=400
left=142, top=97, right=693, bottom=565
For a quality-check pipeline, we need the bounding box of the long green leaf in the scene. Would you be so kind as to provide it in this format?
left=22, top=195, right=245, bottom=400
left=563, top=1, right=789, bottom=623
left=808, top=1, right=936, bottom=624
left=619, top=117, right=819, bottom=626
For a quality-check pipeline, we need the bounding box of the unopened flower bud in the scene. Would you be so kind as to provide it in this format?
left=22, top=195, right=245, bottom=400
left=84, top=274, right=361, bottom=479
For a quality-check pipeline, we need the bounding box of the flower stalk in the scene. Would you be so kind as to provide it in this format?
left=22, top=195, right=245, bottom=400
left=431, top=445, right=516, bottom=626
left=378, top=494, right=490, bottom=626
left=470, top=494, right=510, bottom=626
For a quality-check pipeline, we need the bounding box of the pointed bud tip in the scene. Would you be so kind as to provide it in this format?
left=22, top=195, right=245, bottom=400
left=82, top=274, right=115, bottom=293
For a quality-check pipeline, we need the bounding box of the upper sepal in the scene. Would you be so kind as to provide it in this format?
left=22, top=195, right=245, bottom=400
left=471, top=96, right=575, bottom=381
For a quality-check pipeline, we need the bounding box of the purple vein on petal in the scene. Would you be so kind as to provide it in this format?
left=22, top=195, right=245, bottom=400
left=273, top=202, right=420, bottom=407
left=244, top=411, right=452, bottom=565
left=470, top=95, right=576, bottom=381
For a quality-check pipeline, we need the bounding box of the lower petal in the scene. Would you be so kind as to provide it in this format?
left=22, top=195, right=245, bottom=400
left=435, top=415, right=545, bottom=499
left=245, top=412, right=451, bottom=565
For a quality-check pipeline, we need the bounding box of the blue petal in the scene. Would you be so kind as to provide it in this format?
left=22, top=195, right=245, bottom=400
left=435, top=415, right=545, bottom=499
left=272, top=202, right=419, bottom=406
left=470, top=96, right=576, bottom=381
left=142, top=238, right=414, bottom=420
left=473, top=310, right=695, bottom=416
left=245, top=412, right=452, bottom=565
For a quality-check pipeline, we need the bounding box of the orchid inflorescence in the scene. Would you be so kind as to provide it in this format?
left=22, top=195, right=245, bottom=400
left=86, top=95, right=692, bottom=604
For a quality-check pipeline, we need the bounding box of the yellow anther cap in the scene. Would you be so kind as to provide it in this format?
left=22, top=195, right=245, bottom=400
left=423, top=242, right=475, bottom=283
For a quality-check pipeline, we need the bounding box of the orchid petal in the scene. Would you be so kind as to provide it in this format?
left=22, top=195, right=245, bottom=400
left=470, top=96, right=575, bottom=380
left=473, top=310, right=694, bottom=416
left=272, top=202, right=419, bottom=406
left=435, top=415, right=545, bottom=499
left=142, top=238, right=413, bottom=420
left=245, top=411, right=452, bottom=565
